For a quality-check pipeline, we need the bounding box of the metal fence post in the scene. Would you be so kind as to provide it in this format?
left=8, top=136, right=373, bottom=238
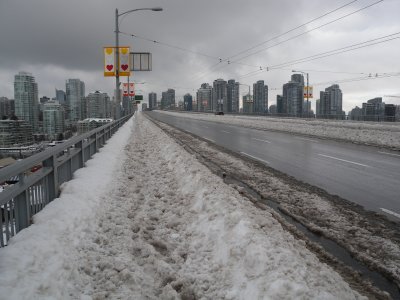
left=14, top=173, right=31, bottom=232
left=75, top=140, right=84, bottom=168
left=43, top=155, right=59, bottom=201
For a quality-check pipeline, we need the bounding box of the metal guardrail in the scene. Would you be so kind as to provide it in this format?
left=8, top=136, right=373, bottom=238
left=0, top=114, right=132, bottom=247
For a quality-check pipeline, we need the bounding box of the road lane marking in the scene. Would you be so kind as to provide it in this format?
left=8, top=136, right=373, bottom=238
left=295, top=137, right=319, bottom=143
left=221, top=130, right=231, bottom=134
left=203, top=137, right=215, bottom=143
left=240, top=152, right=270, bottom=164
left=378, top=151, right=400, bottom=158
left=318, top=154, right=370, bottom=167
left=252, top=138, right=271, bottom=143
left=380, top=208, right=400, bottom=219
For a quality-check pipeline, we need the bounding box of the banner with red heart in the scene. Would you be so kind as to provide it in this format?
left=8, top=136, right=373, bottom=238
left=104, top=47, right=115, bottom=77
left=122, top=83, right=135, bottom=96
left=119, top=47, right=130, bottom=76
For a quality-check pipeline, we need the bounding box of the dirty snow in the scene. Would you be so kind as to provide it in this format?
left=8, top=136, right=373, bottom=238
left=0, top=113, right=366, bottom=299
left=150, top=115, right=400, bottom=296
left=158, top=111, right=400, bottom=149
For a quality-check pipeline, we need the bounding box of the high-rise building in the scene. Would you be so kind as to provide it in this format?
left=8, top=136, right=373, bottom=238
left=0, top=119, right=33, bottom=147
left=14, top=71, right=39, bottom=131
left=161, top=89, right=175, bottom=109
left=122, top=95, right=132, bottom=116
left=87, top=91, right=111, bottom=119
left=384, top=104, right=396, bottom=121
left=349, top=106, right=363, bottom=121
left=276, top=95, right=283, bottom=114
left=197, top=83, right=213, bottom=112
left=43, top=101, right=65, bottom=139
left=66, top=79, right=85, bottom=122
left=253, top=80, right=268, bottom=113
left=362, top=97, right=385, bottom=121
left=213, top=79, right=227, bottom=112
left=148, top=92, right=157, bottom=110
left=55, top=89, right=66, bottom=104
left=183, top=93, right=193, bottom=111
left=242, top=95, right=254, bottom=114
left=282, top=74, right=304, bottom=116
left=318, top=84, right=343, bottom=118
left=40, top=96, right=50, bottom=104
left=227, top=79, right=240, bottom=113
left=0, top=97, right=15, bottom=119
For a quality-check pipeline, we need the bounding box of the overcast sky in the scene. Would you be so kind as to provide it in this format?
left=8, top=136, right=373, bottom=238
left=0, top=0, right=399, bottom=112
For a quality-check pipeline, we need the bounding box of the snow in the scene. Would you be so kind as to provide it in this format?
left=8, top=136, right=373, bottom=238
left=158, top=111, right=400, bottom=149
left=0, top=113, right=366, bottom=299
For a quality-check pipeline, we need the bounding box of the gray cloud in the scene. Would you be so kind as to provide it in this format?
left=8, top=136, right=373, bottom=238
left=0, top=0, right=399, bottom=112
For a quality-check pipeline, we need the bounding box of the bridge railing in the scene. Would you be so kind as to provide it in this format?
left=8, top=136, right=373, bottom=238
left=0, top=114, right=132, bottom=247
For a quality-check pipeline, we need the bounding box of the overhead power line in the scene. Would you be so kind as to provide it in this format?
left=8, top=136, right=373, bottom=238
left=268, top=32, right=400, bottom=69
left=313, top=72, right=400, bottom=86
left=237, top=32, right=400, bottom=79
left=119, top=31, right=221, bottom=61
left=227, top=0, right=359, bottom=61
left=229, top=0, right=384, bottom=64
left=264, top=72, right=400, bottom=92
left=192, top=0, right=384, bottom=81
left=120, top=0, right=381, bottom=82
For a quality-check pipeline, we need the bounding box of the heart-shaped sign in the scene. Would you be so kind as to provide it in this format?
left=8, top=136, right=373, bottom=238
left=121, top=64, right=128, bottom=71
left=105, top=48, right=113, bottom=55
left=106, top=65, right=113, bottom=71
left=121, top=48, right=128, bottom=54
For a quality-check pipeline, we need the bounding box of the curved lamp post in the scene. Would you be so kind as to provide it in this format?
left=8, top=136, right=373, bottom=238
left=114, top=7, right=162, bottom=118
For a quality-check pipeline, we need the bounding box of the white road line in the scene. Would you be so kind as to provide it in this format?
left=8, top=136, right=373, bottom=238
left=295, top=137, right=319, bottom=143
left=221, top=130, right=231, bottom=134
left=203, top=137, right=215, bottom=143
left=380, top=208, right=400, bottom=219
left=252, top=138, right=271, bottom=144
left=318, top=154, right=370, bottom=167
left=240, top=152, right=270, bottom=164
left=378, top=151, right=400, bottom=158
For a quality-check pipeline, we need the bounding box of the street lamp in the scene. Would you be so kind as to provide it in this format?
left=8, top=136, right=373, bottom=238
left=292, top=70, right=309, bottom=118
left=115, top=7, right=162, bottom=118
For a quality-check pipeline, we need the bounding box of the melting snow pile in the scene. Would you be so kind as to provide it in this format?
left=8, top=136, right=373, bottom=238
left=0, top=113, right=366, bottom=299
left=159, top=111, right=400, bottom=149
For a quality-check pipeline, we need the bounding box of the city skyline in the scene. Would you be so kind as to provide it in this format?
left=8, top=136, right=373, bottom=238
left=0, top=0, right=399, bottom=113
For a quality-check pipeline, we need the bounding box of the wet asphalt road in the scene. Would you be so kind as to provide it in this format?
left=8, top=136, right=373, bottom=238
left=147, top=111, right=400, bottom=220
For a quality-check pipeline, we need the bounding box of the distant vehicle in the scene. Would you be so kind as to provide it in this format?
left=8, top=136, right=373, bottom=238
left=215, top=111, right=224, bottom=115
left=30, top=165, right=42, bottom=172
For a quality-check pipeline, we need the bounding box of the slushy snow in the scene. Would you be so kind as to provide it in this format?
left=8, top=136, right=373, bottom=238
left=0, top=113, right=366, bottom=299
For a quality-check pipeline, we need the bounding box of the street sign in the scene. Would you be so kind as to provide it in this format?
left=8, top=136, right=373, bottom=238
left=135, top=95, right=143, bottom=101
left=130, top=52, right=152, bottom=71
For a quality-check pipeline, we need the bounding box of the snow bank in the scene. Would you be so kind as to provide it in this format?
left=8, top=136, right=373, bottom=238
left=0, top=116, right=134, bottom=299
left=0, top=113, right=366, bottom=299
left=159, top=111, right=400, bottom=149
left=71, top=113, right=364, bottom=299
